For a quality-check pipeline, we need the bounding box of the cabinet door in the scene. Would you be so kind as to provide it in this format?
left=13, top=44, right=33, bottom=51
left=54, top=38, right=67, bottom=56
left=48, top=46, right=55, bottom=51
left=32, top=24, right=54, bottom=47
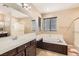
left=25, top=45, right=36, bottom=56
left=15, top=50, right=25, bottom=56
left=28, top=45, right=36, bottom=56
left=25, top=47, right=29, bottom=56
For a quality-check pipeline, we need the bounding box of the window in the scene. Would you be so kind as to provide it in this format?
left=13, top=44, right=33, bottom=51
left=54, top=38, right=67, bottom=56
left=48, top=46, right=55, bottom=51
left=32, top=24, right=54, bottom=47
left=32, top=20, right=36, bottom=31
left=38, top=17, right=41, bottom=31
left=44, top=17, right=57, bottom=31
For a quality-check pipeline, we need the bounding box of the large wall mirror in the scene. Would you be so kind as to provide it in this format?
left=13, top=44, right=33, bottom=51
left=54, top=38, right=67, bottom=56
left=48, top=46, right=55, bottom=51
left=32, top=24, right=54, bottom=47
left=0, top=13, right=11, bottom=37
left=0, top=14, right=4, bottom=31
left=0, top=3, right=32, bottom=37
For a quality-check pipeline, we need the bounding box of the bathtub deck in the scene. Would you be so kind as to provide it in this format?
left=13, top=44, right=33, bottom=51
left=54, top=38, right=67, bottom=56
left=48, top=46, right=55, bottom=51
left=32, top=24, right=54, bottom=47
left=37, top=39, right=68, bottom=55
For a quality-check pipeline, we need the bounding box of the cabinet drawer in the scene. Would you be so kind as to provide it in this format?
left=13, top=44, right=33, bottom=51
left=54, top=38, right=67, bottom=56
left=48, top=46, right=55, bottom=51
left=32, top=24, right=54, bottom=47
left=28, top=45, right=36, bottom=56
left=30, top=39, right=36, bottom=45
left=1, top=48, right=17, bottom=56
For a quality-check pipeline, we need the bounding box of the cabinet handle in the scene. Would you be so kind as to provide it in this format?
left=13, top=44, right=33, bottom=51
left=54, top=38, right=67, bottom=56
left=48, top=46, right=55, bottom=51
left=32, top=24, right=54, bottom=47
left=25, top=45, right=27, bottom=48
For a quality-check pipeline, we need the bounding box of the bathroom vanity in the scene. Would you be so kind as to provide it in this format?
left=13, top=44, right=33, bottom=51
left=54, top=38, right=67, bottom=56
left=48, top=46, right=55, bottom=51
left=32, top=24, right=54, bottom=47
left=0, top=39, right=36, bottom=56
left=0, top=33, right=36, bottom=56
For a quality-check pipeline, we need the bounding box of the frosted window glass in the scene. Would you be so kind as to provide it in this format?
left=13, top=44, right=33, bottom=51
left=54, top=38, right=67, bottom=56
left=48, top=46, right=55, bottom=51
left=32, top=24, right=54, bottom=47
left=44, top=19, right=50, bottom=31
left=44, top=17, right=57, bottom=31
left=32, top=20, right=36, bottom=31
left=50, top=18, right=56, bottom=31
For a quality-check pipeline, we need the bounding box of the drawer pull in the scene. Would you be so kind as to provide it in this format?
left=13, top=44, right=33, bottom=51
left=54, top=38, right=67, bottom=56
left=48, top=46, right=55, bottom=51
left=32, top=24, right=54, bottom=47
left=25, top=45, right=27, bottom=48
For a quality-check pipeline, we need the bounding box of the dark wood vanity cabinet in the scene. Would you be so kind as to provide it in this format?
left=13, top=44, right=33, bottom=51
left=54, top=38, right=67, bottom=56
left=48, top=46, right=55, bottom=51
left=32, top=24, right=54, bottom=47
left=17, top=39, right=36, bottom=56
left=25, top=45, right=36, bottom=56
left=0, top=39, right=36, bottom=56
left=15, top=50, right=25, bottom=56
left=28, top=45, right=36, bottom=56
left=1, top=48, right=17, bottom=56
left=25, top=40, right=36, bottom=56
left=37, top=38, right=43, bottom=48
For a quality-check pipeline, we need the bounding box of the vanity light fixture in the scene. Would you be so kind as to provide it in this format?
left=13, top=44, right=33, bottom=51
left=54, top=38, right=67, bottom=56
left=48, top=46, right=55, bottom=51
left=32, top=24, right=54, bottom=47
left=21, top=3, right=31, bottom=10
left=45, top=8, right=50, bottom=12
left=2, top=4, right=9, bottom=7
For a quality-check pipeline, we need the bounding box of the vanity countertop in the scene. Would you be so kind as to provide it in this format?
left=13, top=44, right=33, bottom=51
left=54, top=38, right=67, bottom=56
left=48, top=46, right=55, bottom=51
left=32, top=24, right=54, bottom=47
left=0, top=33, right=36, bottom=55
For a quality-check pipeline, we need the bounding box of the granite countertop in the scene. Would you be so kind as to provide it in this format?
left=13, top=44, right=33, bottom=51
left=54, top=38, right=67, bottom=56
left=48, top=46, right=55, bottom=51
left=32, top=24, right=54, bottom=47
left=0, top=33, right=36, bottom=55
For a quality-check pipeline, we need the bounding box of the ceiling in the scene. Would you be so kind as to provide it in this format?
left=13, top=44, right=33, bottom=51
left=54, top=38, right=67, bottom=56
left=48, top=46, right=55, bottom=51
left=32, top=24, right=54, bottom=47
left=10, top=8, right=28, bottom=18
left=33, top=3, right=79, bottom=14
left=1, top=3, right=79, bottom=18
left=0, top=4, right=28, bottom=18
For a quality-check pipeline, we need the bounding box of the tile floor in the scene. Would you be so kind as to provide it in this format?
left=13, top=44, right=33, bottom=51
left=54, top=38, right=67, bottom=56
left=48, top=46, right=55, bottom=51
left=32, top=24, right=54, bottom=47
left=36, top=47, right=79, bottom=56
left=36, top=48, right=65, bottom=56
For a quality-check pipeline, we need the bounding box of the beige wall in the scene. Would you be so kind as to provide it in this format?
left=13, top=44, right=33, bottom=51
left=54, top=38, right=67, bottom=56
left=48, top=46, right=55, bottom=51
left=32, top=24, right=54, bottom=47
left=27, top=4, right=41, bottom=19
left=0, top=14, right=4, bottom=21
left=18, top=18, right=33, bottom=33
left=41, top=7, right=79, bottom=45
left=74, top=19, right=79, bottom=48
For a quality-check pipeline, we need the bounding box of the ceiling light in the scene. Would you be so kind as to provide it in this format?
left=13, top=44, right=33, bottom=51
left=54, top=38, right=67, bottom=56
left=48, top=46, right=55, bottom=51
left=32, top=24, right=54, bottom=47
left=44, top=8, right=50, bottom=12
left=46, top=8, right=49, bottom=11
left=21, top=3, right=31, bottom=9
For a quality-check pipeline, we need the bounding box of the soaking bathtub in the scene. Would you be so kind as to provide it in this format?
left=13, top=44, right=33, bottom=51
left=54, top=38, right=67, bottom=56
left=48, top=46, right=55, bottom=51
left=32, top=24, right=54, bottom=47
left=36, top=34, right=68, bottom=55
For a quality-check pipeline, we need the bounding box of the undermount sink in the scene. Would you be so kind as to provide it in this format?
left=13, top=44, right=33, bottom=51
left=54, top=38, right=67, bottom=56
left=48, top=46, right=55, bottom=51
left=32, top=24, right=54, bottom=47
left=58, top=40, right=62, bottom=43
left=12, top=36, right=17, bottom=40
